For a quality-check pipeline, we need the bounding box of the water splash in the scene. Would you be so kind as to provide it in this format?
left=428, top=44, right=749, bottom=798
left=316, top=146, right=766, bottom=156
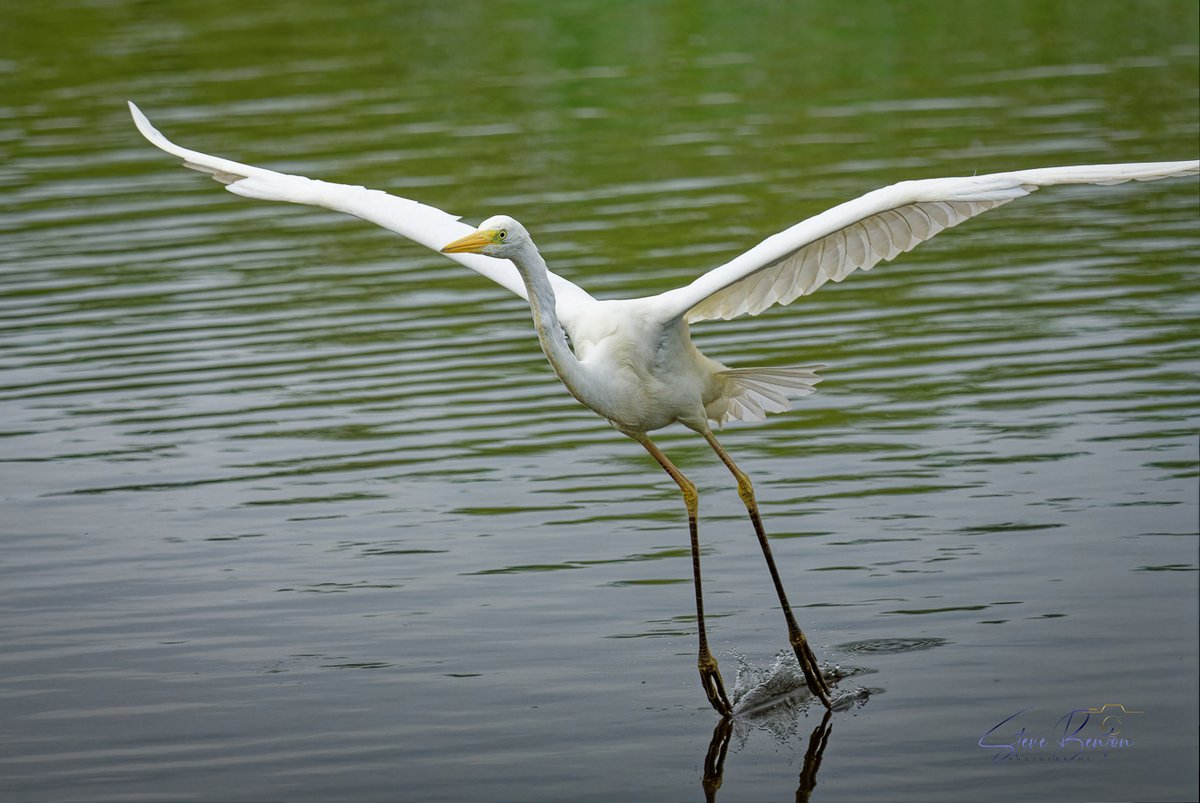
left=725, top=650, right=874, bottom=743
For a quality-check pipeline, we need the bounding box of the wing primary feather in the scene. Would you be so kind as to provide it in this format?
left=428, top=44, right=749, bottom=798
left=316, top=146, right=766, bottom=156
left=663, top=160, right=1197, bottom=324
left=129, top=102, right=594, bottom=322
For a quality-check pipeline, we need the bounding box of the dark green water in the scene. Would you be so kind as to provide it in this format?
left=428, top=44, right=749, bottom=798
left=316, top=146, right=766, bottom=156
left=2, top=2, right=1198, bottom=800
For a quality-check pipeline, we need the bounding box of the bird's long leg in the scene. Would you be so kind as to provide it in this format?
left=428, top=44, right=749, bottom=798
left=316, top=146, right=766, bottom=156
left=700, top=428, right=833, bottom=709
left=631, top=433, right=732, bottom=717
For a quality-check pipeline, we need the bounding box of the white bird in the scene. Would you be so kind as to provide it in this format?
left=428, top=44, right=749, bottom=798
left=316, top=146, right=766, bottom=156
left=129, top=101, right=1197, bottom=716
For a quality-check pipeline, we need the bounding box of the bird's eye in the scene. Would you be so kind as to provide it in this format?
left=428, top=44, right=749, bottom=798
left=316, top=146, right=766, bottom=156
left=498, top=230, right=507, bottom=240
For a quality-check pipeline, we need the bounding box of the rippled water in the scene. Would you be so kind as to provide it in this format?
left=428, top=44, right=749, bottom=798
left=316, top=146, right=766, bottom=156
left=2, top=2, right=1198, bottom=801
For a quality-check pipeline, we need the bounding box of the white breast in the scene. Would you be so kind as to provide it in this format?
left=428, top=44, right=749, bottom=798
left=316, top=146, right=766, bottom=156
left=565, top=299, right=725, bottom=433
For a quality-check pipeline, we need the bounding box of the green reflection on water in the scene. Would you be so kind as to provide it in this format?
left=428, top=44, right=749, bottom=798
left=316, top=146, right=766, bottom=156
left=0, top=3, right=1197, bottom=801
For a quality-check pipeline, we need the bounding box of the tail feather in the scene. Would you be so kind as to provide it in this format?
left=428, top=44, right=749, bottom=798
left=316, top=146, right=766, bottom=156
left=710, top=365, right=825, bottom=426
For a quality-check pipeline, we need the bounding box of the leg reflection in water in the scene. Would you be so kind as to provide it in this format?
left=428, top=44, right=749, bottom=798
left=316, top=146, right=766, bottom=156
left=702, top=709, right=834, bottom=803
left=796, top=709, right=833, bottom=802
left=702, top=717, right=733, bottom=802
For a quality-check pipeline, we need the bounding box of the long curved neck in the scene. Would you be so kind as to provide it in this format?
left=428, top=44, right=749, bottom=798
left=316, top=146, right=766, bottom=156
left=509, top=241, right=589, bottom=398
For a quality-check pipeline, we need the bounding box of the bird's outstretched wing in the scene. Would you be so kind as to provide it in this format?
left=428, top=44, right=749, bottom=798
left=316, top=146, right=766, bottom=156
left=128, top=102, right=594, bottom=318
left=657, top=161, right=1199, bottom=323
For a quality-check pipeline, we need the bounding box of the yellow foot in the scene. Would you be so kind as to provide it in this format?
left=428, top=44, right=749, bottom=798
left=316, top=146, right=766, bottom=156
left=698, top=651, right=733, bottom=716
left=790, top=631, right=833, bottom=709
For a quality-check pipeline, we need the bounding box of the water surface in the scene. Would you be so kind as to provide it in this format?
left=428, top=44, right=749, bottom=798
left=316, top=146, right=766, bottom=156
left=2, top=2, right=1198, bottom=801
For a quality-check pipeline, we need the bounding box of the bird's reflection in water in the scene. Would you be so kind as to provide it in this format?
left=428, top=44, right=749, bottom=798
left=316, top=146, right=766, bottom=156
left=703, top=710, right=833, bottom=803
left=796, top=710, right=833, bottom=802
left=702, top=717, right=734, bottom=801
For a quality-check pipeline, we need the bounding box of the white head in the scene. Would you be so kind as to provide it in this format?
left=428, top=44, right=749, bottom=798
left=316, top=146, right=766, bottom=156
left=440, top=215, right=532, bottom=258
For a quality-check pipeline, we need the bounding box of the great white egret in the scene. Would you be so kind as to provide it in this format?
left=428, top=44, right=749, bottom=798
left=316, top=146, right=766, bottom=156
left=129, top=101, right=1197, bottom=715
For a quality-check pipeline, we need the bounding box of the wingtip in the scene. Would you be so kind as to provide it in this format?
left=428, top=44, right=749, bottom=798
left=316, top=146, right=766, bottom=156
left=127, top=100, right=169, bottom=149
left=128, top=100, right=151, bottom=133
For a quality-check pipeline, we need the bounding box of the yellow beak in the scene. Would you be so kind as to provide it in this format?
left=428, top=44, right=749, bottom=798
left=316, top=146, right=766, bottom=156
left=440, top=229, right=495, bottom=254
